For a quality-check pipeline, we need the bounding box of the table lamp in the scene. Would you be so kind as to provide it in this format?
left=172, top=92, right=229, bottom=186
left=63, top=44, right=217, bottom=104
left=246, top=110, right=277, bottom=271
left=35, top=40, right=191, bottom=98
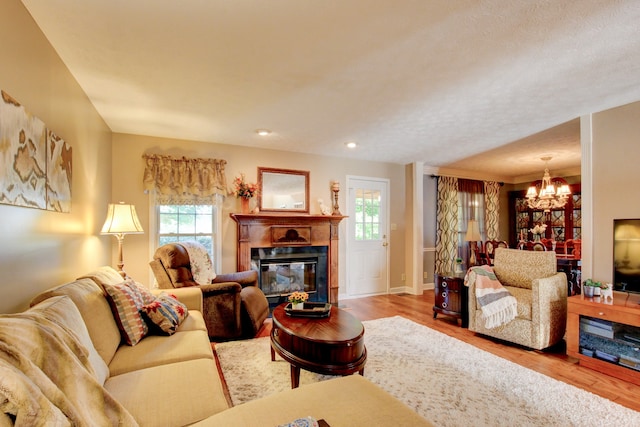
left=101, top=202, right=144, bottom=277
left=465, top=219, right=482, bottom=266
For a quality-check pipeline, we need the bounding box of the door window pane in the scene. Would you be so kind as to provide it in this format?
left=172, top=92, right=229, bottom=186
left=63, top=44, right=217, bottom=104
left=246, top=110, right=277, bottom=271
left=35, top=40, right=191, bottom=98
left=354, top=188, right=381, bottom=241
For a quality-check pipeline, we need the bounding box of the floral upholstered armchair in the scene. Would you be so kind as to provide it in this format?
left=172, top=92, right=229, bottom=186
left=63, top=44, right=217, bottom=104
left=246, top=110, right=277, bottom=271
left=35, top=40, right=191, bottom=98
left=149, top=242, right=269, bottom=341
left=467, top=248, right=567, bottom=350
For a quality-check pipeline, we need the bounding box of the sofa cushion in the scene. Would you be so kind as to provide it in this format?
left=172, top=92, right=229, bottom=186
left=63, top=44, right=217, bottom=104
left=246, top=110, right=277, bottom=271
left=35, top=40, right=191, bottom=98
left=151, top=286, right=203, bottom=312
left=77, top=265, right=128, bottom=287
left=30, top=278, right=121, bottom=366
left=175, top=309, right=207, bottom=332
left=105, top=358, right=229, bottom=426
left=107, top=328, right=212, bottom=376
left=26, top=296, right=110, bottom=385
left=103, top=279, right=153, bottom=345
left=506, top=285, right=533, bottom=321
left=142, top=292, right=189, bottom=335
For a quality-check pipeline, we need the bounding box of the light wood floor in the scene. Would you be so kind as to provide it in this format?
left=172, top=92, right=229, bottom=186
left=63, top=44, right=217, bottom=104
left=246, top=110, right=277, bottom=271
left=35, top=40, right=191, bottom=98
left=256, top=291, right=640, bottom=412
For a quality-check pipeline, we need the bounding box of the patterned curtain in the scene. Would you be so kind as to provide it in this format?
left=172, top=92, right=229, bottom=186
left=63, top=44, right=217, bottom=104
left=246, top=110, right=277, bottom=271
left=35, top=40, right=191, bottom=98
left=435, top=176, right=459, bottom=274
left=484, top=181, right=501, bottom=240
left=142, top=154, right=228, bottom=204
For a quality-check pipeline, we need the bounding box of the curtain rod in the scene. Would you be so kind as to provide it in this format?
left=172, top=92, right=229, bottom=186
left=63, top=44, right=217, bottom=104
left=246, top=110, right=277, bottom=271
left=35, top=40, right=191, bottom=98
left=430, top=174, right=504, bottom=186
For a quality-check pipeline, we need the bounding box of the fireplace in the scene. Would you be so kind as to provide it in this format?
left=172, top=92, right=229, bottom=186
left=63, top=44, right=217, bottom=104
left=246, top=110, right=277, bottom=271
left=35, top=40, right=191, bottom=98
left=231, top=213, right=345, bottom=304
left=251, top=246, right=328, bottom=305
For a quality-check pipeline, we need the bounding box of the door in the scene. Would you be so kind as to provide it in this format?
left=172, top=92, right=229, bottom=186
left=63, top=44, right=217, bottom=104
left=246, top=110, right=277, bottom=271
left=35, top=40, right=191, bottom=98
left=347, top=177, right=389, bottom=296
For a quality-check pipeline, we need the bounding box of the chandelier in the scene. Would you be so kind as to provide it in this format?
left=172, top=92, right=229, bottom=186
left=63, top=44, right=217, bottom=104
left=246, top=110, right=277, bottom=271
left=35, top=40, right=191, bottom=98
left=525, top=157, right=571, bottom=212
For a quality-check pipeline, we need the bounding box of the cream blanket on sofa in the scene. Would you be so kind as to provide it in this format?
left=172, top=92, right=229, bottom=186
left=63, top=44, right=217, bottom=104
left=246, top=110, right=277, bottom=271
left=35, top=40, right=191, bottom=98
left=0, top=313, right=137, bottom=426
left=465, top=265, right=517, bottom=329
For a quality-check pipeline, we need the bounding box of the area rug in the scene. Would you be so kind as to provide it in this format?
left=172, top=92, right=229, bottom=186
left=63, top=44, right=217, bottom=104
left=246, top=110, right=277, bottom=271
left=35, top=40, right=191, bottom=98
left=215, top=316, right=640, bottom=426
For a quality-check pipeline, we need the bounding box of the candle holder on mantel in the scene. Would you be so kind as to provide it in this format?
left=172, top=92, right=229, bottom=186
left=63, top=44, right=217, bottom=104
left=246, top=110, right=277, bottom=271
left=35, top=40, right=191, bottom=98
left=331, top=181, right=341, bottom=215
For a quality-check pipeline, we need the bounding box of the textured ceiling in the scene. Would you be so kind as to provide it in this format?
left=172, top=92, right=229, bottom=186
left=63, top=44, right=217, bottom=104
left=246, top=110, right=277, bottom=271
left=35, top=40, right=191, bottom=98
left=20, top=1, right=640, bottom=181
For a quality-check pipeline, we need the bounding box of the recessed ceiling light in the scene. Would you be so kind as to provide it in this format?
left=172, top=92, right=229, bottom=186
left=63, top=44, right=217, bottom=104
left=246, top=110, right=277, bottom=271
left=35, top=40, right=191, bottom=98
left=256, top=129, right=272, bottom=136
left=345, top=142, right=357, bottom=149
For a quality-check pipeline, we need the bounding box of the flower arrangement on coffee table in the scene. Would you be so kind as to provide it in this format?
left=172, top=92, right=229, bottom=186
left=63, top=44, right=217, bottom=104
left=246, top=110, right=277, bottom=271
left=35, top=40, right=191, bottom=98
left=288, top=291, right=309, bottom=309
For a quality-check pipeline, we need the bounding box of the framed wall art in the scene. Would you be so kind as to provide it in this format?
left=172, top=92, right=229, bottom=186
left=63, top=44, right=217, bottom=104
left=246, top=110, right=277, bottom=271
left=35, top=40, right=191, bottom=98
left=0, top=89, right=72, bottom=212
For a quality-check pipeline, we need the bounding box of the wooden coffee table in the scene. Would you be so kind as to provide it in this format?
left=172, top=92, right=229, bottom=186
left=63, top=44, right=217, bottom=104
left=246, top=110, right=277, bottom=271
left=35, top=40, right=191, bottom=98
left=270, top=303, right=367, bottom=388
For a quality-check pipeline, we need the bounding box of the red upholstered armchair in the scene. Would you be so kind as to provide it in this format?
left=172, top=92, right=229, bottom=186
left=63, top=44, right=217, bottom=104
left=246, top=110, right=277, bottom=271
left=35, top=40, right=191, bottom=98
left=149, top=242, right=269, bottom=341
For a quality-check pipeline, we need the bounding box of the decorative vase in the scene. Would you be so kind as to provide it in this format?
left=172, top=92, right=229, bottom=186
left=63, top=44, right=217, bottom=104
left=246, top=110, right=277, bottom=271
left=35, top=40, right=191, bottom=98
left=291, top=302, right=304, bottom=310
left=584, top=286, right=594, bottom=298
left=533, top=234, right=541, bottom=242
left=240, top=197, right=250, bottom=214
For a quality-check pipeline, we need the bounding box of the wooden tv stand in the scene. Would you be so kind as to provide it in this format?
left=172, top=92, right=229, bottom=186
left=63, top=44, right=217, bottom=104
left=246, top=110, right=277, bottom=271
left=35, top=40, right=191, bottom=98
left=567, top=292, right=640, bottom=386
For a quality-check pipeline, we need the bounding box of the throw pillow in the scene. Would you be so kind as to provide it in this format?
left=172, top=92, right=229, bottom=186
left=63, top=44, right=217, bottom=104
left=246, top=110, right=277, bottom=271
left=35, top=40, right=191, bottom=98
left=102, top=279, right=151, bottom=345
left=142, top=292, right=189, bottom=335
left=132, top=280, right=156, bottom=305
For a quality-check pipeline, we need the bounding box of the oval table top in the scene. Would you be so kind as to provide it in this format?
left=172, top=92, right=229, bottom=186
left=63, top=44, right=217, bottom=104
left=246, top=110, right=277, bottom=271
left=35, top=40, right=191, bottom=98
left=270, top=303, right=367, bottom=387
left=271, top=303, right=364, bottom=344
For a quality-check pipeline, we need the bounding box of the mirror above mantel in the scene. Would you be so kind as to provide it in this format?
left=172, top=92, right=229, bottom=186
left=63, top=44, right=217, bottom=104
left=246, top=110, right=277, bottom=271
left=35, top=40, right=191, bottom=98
left=258, top=167, right=309, bottom=213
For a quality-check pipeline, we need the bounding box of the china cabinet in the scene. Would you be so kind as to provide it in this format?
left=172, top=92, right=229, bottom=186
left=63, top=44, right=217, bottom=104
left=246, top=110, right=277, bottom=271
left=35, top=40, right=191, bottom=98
left=508, top=184, right=581, bottom=247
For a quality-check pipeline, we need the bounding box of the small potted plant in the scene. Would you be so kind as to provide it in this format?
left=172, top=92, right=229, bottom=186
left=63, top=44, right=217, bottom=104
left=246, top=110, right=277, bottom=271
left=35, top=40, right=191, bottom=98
left=288, top=291, right=309, bottom=310
left=454, top=257, right=464, bottom=273
left=583, top=279, right=602, bottom=298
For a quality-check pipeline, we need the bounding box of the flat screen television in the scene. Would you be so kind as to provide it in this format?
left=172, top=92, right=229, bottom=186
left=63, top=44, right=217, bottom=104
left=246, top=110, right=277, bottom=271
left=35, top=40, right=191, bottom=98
left=613, top=219, right=640, bottom=293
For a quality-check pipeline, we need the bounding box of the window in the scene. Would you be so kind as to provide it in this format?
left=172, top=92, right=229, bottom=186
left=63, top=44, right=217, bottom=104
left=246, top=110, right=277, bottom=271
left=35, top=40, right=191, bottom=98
left=354, top=188, right=381, bottom=240
left=457, top=180, right=486, bottom=262
left=152, top=196, right=223, bottom=273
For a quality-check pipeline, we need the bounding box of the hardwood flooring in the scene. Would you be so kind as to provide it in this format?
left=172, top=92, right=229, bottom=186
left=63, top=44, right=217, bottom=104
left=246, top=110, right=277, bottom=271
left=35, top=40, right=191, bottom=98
left=254, top=290, right=640, bottom=412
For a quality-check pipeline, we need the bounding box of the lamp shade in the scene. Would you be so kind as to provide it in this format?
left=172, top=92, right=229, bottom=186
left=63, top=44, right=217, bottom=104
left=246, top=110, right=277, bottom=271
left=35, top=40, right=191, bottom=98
left=465, top=219, right=482, bottom=242
left=101, top=203, right=144, bottom=235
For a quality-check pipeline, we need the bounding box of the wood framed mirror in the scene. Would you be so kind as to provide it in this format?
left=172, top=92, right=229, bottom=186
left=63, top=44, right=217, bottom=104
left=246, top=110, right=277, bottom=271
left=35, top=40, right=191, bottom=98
left=258, top=167, right=309, bottom=213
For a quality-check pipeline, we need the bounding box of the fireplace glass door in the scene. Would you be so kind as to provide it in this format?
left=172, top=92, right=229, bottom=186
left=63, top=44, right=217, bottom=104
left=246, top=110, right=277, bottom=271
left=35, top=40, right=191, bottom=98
left=259, top=261, right=317, bottom=297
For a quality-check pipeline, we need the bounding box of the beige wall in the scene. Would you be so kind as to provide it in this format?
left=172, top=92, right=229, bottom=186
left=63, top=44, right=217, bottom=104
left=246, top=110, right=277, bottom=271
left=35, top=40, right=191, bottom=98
left=111, top=134, right=407, bottom=296
left=590, top=101, right=640, bottom=283
left=0, top=0, right=112, bottom=313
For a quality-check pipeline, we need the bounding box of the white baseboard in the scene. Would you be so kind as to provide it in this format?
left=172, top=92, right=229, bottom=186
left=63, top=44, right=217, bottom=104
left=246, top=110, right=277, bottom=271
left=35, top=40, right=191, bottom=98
left=423, top=282, right=435, bottom=291
left=339, top=282, right=435, bottom=300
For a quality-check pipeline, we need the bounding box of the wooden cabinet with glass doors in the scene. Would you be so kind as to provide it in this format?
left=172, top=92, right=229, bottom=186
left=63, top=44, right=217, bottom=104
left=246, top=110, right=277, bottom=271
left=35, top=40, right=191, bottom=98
left=508, top=184, right=581, bottom=248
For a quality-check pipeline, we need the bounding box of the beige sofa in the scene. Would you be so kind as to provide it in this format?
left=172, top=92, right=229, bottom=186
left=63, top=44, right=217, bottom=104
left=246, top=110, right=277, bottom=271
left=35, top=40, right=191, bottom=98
left=26, top=266, right=228, bottom=426
left=0, top=266, right=433, bottom=426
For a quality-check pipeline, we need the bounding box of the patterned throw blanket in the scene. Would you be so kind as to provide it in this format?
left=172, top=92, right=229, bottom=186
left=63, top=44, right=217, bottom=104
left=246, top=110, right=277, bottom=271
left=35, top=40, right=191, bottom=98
left=465, top=265, right=517, bottom=329
left=180, top=241, right=217, bottom=285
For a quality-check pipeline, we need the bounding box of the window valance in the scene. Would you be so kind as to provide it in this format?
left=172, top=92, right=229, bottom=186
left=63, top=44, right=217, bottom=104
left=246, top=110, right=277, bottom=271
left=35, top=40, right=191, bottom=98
left=458, top=178, right=484, bottom=194
left=142, top=154, right=228, bottom=204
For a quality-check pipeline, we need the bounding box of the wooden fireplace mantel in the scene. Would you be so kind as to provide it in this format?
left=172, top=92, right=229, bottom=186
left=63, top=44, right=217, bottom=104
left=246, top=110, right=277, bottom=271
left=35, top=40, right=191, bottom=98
left=230, top=213, right=346, bottom=304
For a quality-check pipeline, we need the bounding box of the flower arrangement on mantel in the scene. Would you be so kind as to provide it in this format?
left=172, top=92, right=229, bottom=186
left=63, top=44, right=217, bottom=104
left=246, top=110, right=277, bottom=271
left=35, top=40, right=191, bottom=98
left=288, top=291, right=309, bottom=306
left=232, top=173, right=258, bottom=199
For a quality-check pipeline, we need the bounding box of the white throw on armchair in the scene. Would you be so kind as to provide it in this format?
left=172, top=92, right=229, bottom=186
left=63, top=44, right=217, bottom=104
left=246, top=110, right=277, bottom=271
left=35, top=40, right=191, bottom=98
left=467, top=248, right=567, bottom=350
